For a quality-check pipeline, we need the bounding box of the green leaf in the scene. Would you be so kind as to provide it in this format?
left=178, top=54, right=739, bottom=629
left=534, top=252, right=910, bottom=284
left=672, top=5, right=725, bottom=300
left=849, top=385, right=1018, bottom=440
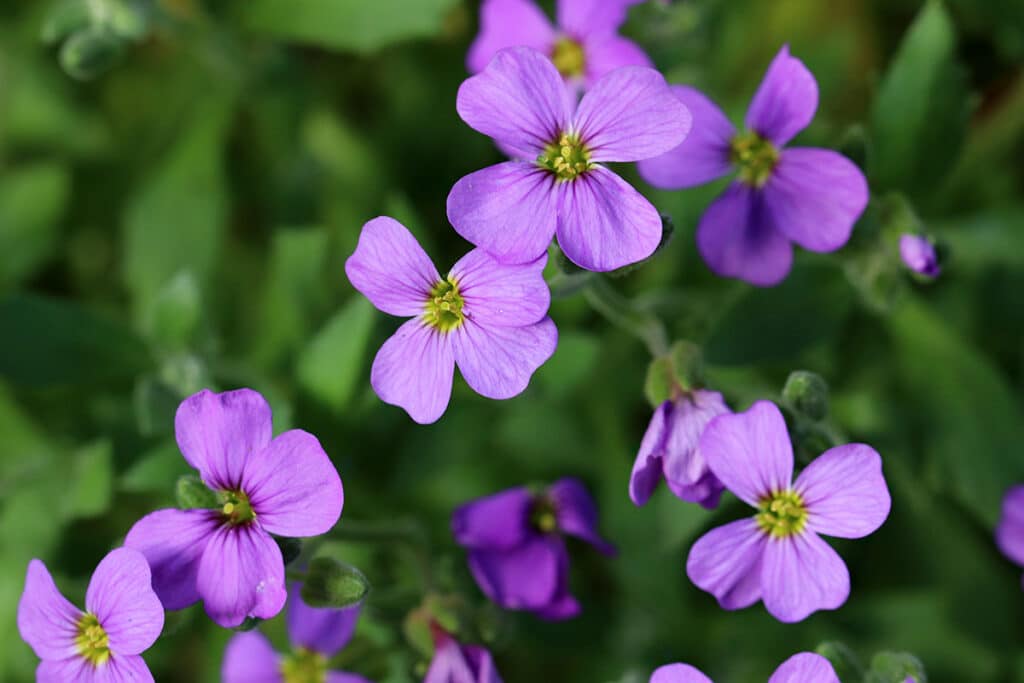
left=536, top=331, right=600, bottom=399
left=143, top=270, right=202, bottom=349
left=296, top=297, right=376, bottom=412
left=869, top=0, right=971, bottom=199
left=241, top=0, right=461, bottom=53
left=120, top=441, right=191, bottom=494
left=301, top=556, right=371, bottom=608
left=0, top=162, right=71, bottom=289
left=66, top=440, right=113, bottom=519
left=0, top=294, right=151, bottom=387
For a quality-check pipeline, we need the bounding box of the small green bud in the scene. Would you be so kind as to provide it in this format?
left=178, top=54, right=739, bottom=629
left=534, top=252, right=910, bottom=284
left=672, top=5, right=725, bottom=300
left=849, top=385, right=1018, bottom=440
left=301, top=557, right=370, bottom=608
left=274, top=536, right=302, bottom=566
left=815, top=641, right=865, bottom=681
left=59, top=26, right=123, bottom=81
left=782, top=370, right=830, bottom=422
left=175, top=474, right=218, bottom=510
left=865, top=651, right=927, bottom=683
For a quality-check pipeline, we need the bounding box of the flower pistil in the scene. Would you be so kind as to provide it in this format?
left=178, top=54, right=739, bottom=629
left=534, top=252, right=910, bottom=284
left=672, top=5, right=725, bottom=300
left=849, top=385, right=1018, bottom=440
left=424, top=278, right=466, bottom=332
left=756, top=490, right=808, bottom=538
left=551, top=37, right=585, bottom=78
left=75, top=613, right=111, bottom=666
left=538, top=133, right=593, bottom=181
left=280, top=647, right=328, bottom=683
left=220, top=489, right=256, bottom=526
left=732, top=131, right=780, bottom=187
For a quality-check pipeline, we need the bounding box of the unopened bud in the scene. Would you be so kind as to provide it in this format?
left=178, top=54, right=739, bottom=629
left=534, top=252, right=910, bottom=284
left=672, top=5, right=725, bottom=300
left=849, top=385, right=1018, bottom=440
left=865, top=651, right=927, bottom=683
left=59, top=26, right=123, bottom=81
left=782, top=370, right=829, bottom=422
left=301, top=557, right=370, bottom=608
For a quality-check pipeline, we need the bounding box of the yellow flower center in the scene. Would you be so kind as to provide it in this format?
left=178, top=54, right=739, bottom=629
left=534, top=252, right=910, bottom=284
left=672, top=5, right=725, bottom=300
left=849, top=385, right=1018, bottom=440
left=424, top=278, right=465, bottom=332
left=755, top=490, right=808, bottom=538
left=281, top=648, right=328, bottom=683
left=220, top=489, right=256, bottom=526
left=530, top=497, right=559, bottom=534
left=537, top=133, right=593, bottom=182
left=75, top=613, right=110, bottom=666
left=551, top=37, right=585, bottom=79
left=732, top=131, right=780, bottom=188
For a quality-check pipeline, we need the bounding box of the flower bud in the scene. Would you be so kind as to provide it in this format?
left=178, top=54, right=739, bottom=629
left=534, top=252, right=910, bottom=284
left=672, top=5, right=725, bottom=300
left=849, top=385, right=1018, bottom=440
left=301, top=557, right=370, bottom=609
left=815, top=641, right=865, bottom=681
left=59, top=26, right=123, bottom=81
left=782, top=370, right=829, bottom=422
left=865, top=651, right=927, bottom=683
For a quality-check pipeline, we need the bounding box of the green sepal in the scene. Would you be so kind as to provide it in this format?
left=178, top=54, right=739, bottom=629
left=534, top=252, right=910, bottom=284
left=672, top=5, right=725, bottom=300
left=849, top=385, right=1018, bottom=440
left=643, top=340, right=703, bottom=407
left=59, top=26, right=124, bottom=81
left=175, top=474, right=219, bottom=510
left=301, top=557, right=371, bottom=608
left=864, top=651, right=927, bottom=683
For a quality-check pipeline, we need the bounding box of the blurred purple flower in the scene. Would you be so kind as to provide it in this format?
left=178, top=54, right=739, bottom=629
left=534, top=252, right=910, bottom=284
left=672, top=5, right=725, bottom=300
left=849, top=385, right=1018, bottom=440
left=651, top=652, right=838, bottom=682
left=345, top=216, right=557, bottom=425
left=639, top=45, right=868, bottom=287
left=686, top=400, right=890, bottom=622
left=17, top=548, right=164, bottom=682
left=630, top=389, right=730, bottom=508
left=222, top=583, right=371, bottom=683
left=996, top=485, right=1024, bottom=587
left=125, top=388, right=344, bottom=628
left=899, top=234, right=941, bottom=278
left=452, top=478, right=616, bottom=620
left=467, top=0, right=652, bottom=90
left=448, top=46, right=691, bottom=272
left=424, top=632, right=502, bottom=683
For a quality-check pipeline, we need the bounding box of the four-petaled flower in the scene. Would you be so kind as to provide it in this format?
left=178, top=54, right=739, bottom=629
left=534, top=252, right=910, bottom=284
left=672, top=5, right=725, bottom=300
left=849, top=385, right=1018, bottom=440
left=452, top=478, right=616, bottom=620
left=125, top=388, right=344, bottom=628
left=345, top=216, right=558, bottom=424
left=17, top=548, right=165, bottom=682
left=630, top=388, right=731, bottom=509
left=467, top=0, right=652, bottom=90
left=651, top=652, right=839, bottom=683
left=686, top=400, right=890, bottom=622
left=222, top=582, right=372, bottom=683
left=899, top=234, right=941, bottom=278
left=639, top=45, right=868, bottom=287
left=448, top=46, right=692, bottom=272
left=425, top=629, right=503, bottom=683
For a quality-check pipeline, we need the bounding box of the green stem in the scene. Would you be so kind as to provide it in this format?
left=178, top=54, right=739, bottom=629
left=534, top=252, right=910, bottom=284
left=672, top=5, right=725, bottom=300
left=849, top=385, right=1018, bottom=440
left=583, top=276, right=669, bottom=357
left=326, top=519, right=435, bottom=591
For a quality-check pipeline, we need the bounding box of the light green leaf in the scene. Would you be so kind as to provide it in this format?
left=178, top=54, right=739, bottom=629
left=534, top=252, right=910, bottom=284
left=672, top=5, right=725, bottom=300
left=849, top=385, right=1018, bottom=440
left=296, top=297, right=376, bottom=412
left=0, top=162, right=71, bottom=289
left=66, top=440, right=113, bottom=519
left=119, top=441, right=191, bottom=495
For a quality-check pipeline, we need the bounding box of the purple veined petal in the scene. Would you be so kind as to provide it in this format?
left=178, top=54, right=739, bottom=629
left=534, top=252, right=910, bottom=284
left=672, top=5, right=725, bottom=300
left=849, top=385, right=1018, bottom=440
left=424, top=639, right=480, bottom=683
left=242, top=430, right=343, bottom=538
left=581, top=34, right=654, bottom=87
left=344, top=217, right=440, bottom=317
left=197, top=526, right=287, bottom=628
left=124, top=508, right=219, bottom=611
left=452, top=487, right=534, bottom=551
left=686, top=518, right=766, bottom=610
left=467, top=536, right=564, bottom=610
left=795, top=444, right=891, bottom=539
left=661, top=391, right=730, bottom=494
left=768, top=652, right=840, bottom=683
left=221, top=631, right=283, bottom=683
left=695, top=183, right=794, bottom=287
left=763, top=148, right=868, bottom=253
left=629, top=401, right=670, bottom=506
left=899, top=234, right=941, bottom=277
left=638, top=85, right=736, bottom=189
left=467, top=0, right=555, bottom=74
left=462, top=644, right=504, bottom=683
left=286, top=582, right=360, bottom=657
left=174, top=388, right=273, bottom=490
left=447, top=162, right=560, bottom=266
left=574, top=67, right=691, bottom=163
left=699, top=400, right=794, bottom=507
left=370, top=318, right=455, bottom=425
left=449, top=250, right=550, bottom=328
left=555, top=166, right=662, bottom=271
left=85, top=549, right=164, bottom=656
left=457, top=46, right=572, bottom=157
left=761, top=531, right=850, bottom=623
left=557, top=0, right=629, bottom=38
left=36, top=658, right=89, bottom=683
left=452, top=317, right=558, bottom=400
left=93, top=654, right=156, bottom=683
left=744, top=45, right=819, bottom=146
left=328, top=672, right=376, bottom=683
left=650, top=663, right=715, bottom=683
left=996, top=486, right=1024, bottom=566
left=17, top=560, right=81, bottom=661
left=548, top=477, right=616, bottom=555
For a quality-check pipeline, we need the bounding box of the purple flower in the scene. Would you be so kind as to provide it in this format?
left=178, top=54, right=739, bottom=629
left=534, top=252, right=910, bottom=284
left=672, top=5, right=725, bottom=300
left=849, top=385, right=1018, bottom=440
left=899, top=234, right=941, bottom=278
left=17, top=548, right=164, bottom=682
left=686, top=400, right=890, bottom=622
left=345, top=216, right=558, bottom=425
left=125, top=388, right=344, bottom=628
left=639, top=45, right=869, bottom=287
left=222, top=583, right=371, bottom=683
left=996, top=485, right=1024, bottom=586
left=452, top=478, right=615, bottom=620
left=447, top=46, right=692, bottom=272
left=424, top=633, right=502, bottom=683
left=630, top=389, right=730, bottom=508
left=651, top=652, right=838, bottom=683
left=467, top=0, right=652, bottom=90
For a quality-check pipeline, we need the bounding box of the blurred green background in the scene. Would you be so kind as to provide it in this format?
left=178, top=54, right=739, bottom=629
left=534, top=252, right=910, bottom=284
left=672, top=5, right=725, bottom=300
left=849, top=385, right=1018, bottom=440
left=1, top=0, right=1024, bottom=681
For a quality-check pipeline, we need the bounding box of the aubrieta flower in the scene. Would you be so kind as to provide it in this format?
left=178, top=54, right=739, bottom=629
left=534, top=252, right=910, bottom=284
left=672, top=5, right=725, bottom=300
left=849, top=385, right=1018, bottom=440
left=630, top=389, right=730, bottom=509
left=639, top=45, right=869, bottom=287
left=17, top=548, right=164, bottom=682
left=447, top=46, right=692, bottom=272
left=452, top=478, right=615, bottom=620
left=425, top=630, right=502, bottom=683
left=686, top=400, right=890, bottom=622
left=467, top=0, right=652, bottom=89
left=222, top=582, right=371, bottom=683
left=899, top=234, right=941, bottom=278
left=651, top=652, right=838, bottom=683
left=996, top=485, right=1024, bottom=586
left=125, top=388, right=344, bottom=628
left=345, top=216, right=557, bottom=425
